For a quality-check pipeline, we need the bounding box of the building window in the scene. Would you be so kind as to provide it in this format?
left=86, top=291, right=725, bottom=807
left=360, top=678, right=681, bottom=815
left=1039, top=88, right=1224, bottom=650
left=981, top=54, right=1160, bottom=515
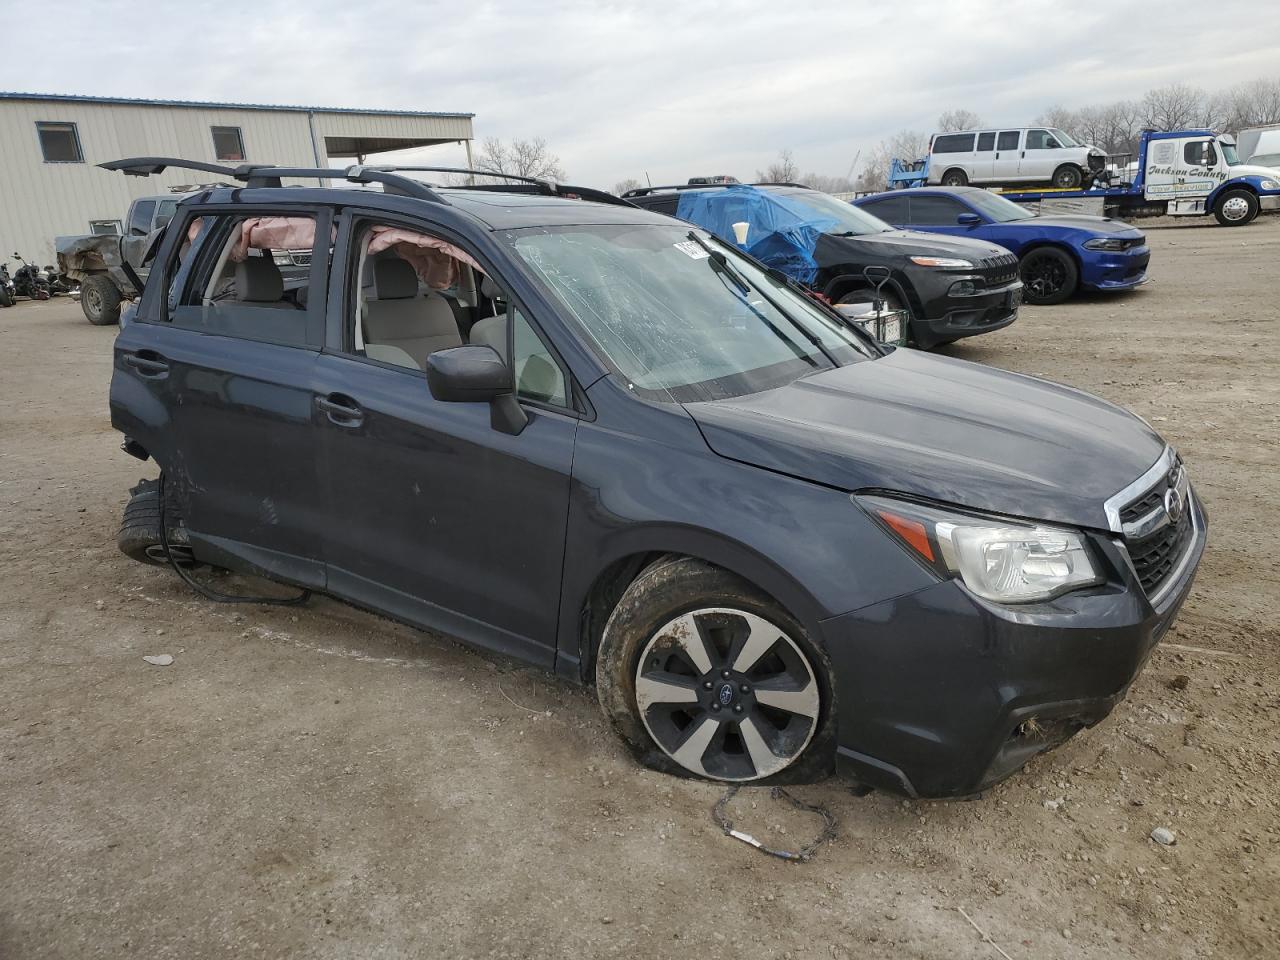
left=36, top=121, right=84, bottom=163
left=211, top=126, right=245, bottom=161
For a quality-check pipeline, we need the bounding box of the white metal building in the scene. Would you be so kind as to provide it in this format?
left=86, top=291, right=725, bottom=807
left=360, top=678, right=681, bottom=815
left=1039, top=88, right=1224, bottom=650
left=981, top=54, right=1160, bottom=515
left=0, top=92, right=475, bottom=263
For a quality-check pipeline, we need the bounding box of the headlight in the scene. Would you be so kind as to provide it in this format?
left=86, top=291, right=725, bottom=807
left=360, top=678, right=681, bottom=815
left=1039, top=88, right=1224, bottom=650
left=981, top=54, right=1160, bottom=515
left=1083, top=237, right=1128, bottom=251
left=910, top=256, right=973, bottom=268
left=272, top=251, right=294, bottom=266
left=1261, top=179, right=1279, bottom=190
left=857, top=495, right=1104, bottom=603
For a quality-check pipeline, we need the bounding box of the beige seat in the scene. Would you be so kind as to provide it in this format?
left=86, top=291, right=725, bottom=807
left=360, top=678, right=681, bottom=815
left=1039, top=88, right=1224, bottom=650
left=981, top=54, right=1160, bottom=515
left=234, top=256, right=291, bottom=307
left=363, top=258, right=461, bottom=368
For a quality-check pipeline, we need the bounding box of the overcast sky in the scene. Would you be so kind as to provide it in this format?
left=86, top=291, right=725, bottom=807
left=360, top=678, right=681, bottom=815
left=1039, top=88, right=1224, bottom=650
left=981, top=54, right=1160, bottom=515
left=4, top=0, right=1280, bottom=187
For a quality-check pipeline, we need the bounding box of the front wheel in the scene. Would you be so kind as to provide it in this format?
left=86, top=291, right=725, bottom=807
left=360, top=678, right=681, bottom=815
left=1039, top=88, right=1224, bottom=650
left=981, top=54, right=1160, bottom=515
left=1019, top=247, right=1078, bottom=305
left=596, top=558, right=832, bottom=783
left=0, top=286, right=12, bottom=308
left=1052, top=164, right=1083, bottom=189
left=1214, top=189, right=1259, bottom=227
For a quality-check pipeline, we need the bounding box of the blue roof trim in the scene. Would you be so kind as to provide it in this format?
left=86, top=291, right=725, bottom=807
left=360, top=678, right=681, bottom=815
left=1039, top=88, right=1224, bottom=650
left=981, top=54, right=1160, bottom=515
left=0, top=91, right=473, bottom=119
left=1146, top=129, right=1214, bottom=141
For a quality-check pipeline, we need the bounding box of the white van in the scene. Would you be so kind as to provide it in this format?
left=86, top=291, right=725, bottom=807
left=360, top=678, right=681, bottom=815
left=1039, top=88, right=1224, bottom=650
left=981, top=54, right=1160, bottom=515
left=926, top=128, right=1107, bottom=189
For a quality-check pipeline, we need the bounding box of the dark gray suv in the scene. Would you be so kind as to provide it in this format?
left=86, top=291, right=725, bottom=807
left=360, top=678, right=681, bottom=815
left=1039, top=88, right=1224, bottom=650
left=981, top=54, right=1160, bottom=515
left=106, top=157, right=1205, bottom=798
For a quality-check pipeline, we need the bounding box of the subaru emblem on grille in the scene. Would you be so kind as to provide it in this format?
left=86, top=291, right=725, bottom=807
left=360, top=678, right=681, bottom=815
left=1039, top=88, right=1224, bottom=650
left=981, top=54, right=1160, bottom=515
left=1164, top=486, right=1183, bottom=523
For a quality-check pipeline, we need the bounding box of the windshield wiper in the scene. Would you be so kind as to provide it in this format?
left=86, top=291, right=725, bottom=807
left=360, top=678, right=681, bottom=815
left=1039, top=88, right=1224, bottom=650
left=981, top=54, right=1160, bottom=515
left=687, top=231, right=750, bottom=295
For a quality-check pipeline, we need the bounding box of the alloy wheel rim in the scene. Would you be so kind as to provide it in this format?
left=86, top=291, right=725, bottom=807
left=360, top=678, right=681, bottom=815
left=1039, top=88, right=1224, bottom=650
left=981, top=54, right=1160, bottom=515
left=1024, top=254, right=1066, bottom=299
left=635, top=607, right=820, bottom=781
left=85, top=288, right=102, bottom=312
left=1222, top=196, right=1250, bottom=221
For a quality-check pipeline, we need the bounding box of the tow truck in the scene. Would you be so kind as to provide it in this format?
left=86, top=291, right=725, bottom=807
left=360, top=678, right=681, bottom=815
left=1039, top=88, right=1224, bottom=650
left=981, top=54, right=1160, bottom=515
left=888, top=130, right=1280, bottom=227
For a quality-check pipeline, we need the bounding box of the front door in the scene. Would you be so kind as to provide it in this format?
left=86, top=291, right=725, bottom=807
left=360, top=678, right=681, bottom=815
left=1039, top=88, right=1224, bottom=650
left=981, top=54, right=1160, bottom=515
left=314, top=216, right=578, bottom=667
left=1020, top=128, right=1069, bottom=182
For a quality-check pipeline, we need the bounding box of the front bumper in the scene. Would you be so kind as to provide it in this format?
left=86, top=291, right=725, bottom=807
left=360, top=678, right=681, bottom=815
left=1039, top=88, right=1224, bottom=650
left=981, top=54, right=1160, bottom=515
left=820, top=490, right=1206, bottom=798
left=1260, top=194, right=1280, bottom=213
left=1081, top=246, right=1151, bottom=292
left=911, top=278, right=1023, bottom=348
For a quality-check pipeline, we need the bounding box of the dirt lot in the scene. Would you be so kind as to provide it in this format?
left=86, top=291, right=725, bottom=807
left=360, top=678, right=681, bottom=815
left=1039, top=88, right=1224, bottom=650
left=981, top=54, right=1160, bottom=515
left=2, top=217, right=1278, bottom=960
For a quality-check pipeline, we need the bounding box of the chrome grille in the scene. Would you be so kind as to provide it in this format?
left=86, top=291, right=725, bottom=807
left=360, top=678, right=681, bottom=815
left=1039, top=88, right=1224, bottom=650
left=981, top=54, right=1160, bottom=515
left=1116, top=456, right=1194, bottom=599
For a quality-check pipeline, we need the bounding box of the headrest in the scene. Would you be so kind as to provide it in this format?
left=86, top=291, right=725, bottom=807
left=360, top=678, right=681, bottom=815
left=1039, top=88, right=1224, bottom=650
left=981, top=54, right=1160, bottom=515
left=235, top=256, right=283, bottom=302
left=480, top=276, right=504, bottom=301
left=374, top=257, right=419, bottom=300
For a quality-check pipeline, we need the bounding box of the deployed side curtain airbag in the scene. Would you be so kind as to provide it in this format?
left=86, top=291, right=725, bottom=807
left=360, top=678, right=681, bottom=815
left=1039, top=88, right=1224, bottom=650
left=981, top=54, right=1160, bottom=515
left=366, top=226, right=482, bottom=290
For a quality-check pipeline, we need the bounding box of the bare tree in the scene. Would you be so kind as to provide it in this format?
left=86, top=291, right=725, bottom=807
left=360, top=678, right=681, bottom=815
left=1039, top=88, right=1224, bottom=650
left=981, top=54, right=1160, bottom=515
left=937, top=109, right=984, bottom=132
left=613, top=178, right=643, bottom=195
left=857, top=130, right=927, bottom=193
left=756, top=149, right=799, bottom=183
left=1220, top=78, right=1280, bottom=130
left=1142, top=83, right=1205, bottom=131
left=474, top=136, right=567, bottom=182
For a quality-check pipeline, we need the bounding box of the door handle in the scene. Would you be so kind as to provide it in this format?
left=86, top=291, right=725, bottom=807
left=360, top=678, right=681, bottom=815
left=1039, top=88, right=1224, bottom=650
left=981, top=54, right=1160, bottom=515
left=316, top=394, right=364, bottom=427
left=122, top=353, right=169, bottom=378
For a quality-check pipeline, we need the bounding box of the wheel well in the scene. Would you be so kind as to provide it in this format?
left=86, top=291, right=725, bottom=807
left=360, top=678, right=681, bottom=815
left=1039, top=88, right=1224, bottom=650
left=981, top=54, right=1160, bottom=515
left=941, top=167, right=967, bottom=181
left=1215, top=184, right=1259, bottom=203
left=576, top=552, right=789, bottom=683
left=822, top=273, right=919, bottom=317
left=1018, top=241, right=1081, bottom=275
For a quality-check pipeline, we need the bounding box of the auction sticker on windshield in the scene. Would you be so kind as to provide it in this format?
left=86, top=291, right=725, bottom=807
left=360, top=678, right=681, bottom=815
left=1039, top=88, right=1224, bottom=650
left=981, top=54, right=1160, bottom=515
left=673, top=240, right=710, bottom=260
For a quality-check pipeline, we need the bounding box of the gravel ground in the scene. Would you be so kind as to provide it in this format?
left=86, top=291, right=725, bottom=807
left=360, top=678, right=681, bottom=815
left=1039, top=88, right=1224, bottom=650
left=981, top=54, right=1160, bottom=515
left=1, top=216, right=1277, bottom=960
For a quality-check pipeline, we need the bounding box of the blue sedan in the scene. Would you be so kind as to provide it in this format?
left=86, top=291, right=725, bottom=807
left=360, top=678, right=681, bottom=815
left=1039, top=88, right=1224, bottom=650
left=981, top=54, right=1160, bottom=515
left=854, top=186, right=1150, bottom=305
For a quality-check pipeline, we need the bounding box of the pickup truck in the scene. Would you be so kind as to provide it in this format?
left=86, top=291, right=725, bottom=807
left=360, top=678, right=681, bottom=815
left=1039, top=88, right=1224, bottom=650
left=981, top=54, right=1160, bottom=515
left=57, top=191, right=313, bottom=324
left=55, top=194, right=182, bottom=325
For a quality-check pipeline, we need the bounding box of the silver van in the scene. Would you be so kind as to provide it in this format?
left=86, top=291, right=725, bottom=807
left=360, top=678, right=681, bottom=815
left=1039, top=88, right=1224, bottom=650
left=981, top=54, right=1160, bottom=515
left=926, top=128, right=1106, bottom=189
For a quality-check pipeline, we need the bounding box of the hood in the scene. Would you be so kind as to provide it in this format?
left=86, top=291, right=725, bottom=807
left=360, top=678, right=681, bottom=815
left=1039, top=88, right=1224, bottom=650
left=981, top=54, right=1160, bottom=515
left=841, top=229, right=1011, bottom=260
left=1015, top=215, right=1143, bottom=237
left=685, top=348, right=1166, bottom=531
left=1230, top=163, right=1280, bottom=179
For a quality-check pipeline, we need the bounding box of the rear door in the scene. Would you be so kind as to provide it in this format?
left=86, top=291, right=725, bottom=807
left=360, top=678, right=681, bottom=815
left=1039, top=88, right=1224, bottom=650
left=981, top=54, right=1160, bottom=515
left=928, top=133, right=977, bottom=183
left=972, top=132, right=998, bottom=181
left=993, top=130, right=1022, bottom=181
left=115, top=202, right=334, bottom=585
left=313, top=211, right=579, bottom=667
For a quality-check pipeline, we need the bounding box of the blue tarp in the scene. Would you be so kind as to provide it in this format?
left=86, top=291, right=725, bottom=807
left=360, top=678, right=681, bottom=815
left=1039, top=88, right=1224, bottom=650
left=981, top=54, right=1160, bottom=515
left=675, top=185, right=838, bottom=286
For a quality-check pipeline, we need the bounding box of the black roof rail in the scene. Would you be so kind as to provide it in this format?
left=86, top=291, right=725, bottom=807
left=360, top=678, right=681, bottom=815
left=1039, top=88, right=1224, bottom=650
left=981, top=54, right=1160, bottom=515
left=364, top=165, right=636, bottom=208
left=100, top=158, right=636, bottom=208
left=100, top=156, right=447, bottom=203
left=622, top=181, right=813, bottom=199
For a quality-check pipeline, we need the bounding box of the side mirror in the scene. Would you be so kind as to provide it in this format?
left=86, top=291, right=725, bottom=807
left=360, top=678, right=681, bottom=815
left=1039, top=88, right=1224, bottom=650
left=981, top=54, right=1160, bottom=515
left=425, top=344, right=527, bottom=435
left=957, top=212, right=982, bottom=226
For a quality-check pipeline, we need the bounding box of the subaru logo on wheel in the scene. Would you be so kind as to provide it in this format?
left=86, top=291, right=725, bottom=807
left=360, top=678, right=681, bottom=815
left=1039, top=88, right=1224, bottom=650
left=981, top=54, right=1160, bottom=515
left=1164, top=486, right=1183, bottom=524
left=718, top=683, right=735, bottom=706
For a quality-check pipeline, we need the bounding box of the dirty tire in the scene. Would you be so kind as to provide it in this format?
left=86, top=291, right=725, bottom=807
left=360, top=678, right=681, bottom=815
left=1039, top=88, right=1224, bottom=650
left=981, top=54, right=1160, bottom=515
left=0, top=286, right=12, bottom=308
left=941, top=168, right=968, bottom=187
left=80, top=274, right=122, bottom=325
left=118, top=478, right=196, bottom=567
left=1020, top=246, right=1078, bottom=305
left=1052, top=164, right=1083, bottom=189
left=1213, top=188, right=1259, bottom=227
left=596, top=557, right=835, bottom=784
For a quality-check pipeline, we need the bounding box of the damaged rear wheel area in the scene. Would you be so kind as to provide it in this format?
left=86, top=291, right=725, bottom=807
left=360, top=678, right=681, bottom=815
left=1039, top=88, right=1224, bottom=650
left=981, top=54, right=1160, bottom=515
left=596, top=558, right=835, bottom=784
left=117, top=478, right=197, bottom=567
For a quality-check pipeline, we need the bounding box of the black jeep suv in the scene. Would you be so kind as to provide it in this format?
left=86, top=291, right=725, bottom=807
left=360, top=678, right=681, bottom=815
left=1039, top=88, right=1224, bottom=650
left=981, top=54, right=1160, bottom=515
left=105, top=157, right=1204, bottom=798
left=624, top=183, right=1023, bottom=349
